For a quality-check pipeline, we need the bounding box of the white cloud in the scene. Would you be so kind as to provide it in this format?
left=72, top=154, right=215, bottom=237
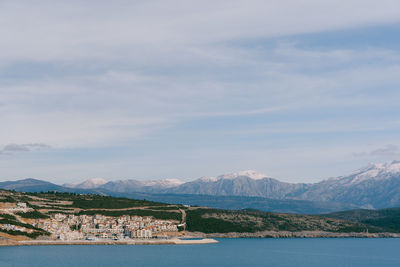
left=354, top=144, right=400, bottom=158
left=1, top=43, right=400, bottom=147
left=0, top=143, right=51, bottom=155
left=1, top=1, right=400, bottom=180
left=0, top=0, right=399, bottom=63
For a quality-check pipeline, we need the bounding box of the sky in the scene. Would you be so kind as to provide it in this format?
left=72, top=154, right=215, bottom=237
left=1, top=0, right=400, bottom=183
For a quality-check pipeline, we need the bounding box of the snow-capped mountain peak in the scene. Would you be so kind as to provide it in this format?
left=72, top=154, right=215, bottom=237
left=141, top=178, right=183, bottom=188
left=218, top=170, right=269, bottom=180
left=386, top=160, right=400, bottom=174
left=341, top=161, right=400, bottom=185
left=64, top=178, right=108, bottom=189
left=197, top=170, right=269, bottom=182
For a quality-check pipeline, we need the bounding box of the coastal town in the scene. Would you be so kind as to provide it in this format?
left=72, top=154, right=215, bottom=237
left=0, top=201, right=180, bottom=241
left=36, top=213, right=179, bottom=240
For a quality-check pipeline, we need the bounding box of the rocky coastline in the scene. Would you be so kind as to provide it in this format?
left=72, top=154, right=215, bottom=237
left=187, top=231, right=400, bottom=238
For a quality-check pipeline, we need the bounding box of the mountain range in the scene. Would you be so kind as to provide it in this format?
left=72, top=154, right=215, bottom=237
left=1, top=161, right=400, bottom=213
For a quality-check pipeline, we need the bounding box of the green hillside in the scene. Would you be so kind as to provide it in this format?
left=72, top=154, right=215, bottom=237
left=186, top=208, right=375, bottom=233
left=1, top=189, right=398, bottom=240
left=323, top=208, right=400, bottom=233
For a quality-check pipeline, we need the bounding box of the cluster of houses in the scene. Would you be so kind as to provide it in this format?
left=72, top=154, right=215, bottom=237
left=0, top=202, right=35, bottom=235
left=1, top=202, right=32, bottom=213
left=0, top=224, right=33, bottom=234
left=0, top=199, right=182, bottom=241
left=34, top=213, right=179, bottom=241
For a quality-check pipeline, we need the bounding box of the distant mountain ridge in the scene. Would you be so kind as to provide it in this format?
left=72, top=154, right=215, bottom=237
left=61, top=161, right=400, bottom=209
left=98, top=178, right=183, bottom=193
left=0, top=177, right=352, bottom=214
left=63, top=178, right=108, bottom=189
left=167, top=175, right=307, bottom=199
left=0, top=178, right=65, bottom=192
left=290, top=161, right=400, bottom=208
left=2, top=161, right=400, bottom=211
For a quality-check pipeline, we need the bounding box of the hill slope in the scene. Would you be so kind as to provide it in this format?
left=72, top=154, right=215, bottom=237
left=1, top=189, right=398, bottom=241
left=323, top=207, right=400, bottom=233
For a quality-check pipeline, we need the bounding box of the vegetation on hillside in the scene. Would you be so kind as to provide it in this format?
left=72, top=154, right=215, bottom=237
left=16, top=211, right=49, bottom=219
left=0, top=228, right=48, bottom=239
left=0, top=213, right=17, bottom=221
left=186, top=209, right=253, bottom=233
left=27, top=192, right=167, bottom=209
left=0, top=216, right=50, bottom=238
left=186, top=208, right=375, bottom=234
left=1, top=189, right=399, bottom=240
left=324, top=208, right=400, bottom=233
left=0, top=195, right=16, bottom=203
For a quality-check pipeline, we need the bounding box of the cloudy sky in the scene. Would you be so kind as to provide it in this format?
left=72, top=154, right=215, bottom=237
left=1, top=0, right=400, bottom=183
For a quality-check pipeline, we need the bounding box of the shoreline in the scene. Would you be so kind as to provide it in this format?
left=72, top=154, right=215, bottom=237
left=187, top=231, right=400, bottom=238
left=0, top=238, right=219, bottom=247
left=2, top=231, right=400, bottom=247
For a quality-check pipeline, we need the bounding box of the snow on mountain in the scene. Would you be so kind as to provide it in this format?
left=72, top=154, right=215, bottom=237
left=65, top=177, right=183, bottom=191
left=141, top=179, right=183, bottom=188
left=217, top=170, right=269, bottom=180
left=384, top=160, right=400, bottom=174
left=197, top=170, right=269, bottom=183
left=198, top=176, right=218, bottom=182
left=5, top=161, right=400, bottom=210
left=64, top=178, right=108, bottom=189
left=293, top=160, right=400, bottom=208
left=168, top=170, right=300, bottom=198
left=57, top=161, right=400, bottom=209
left=339, top=161, right=400, bottom=186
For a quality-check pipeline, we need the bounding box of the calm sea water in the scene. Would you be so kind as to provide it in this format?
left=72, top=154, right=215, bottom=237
left=1, top=238, right=400, bottom=267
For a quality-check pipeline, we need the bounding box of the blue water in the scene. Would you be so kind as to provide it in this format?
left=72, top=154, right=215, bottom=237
left=1, top=238, right=400, bottom=267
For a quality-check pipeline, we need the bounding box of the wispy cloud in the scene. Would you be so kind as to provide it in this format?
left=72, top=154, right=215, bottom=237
left=2, top=43, right=399, bottom=148
left=353, top=144, right=400, bottom=158
left=0, top=143, right=51, bottom=155
left=0, top=1, right=400, bottom=180
left=370, top=144, right=400, bottom=157
left=0, top=1, right=399, bottom=62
